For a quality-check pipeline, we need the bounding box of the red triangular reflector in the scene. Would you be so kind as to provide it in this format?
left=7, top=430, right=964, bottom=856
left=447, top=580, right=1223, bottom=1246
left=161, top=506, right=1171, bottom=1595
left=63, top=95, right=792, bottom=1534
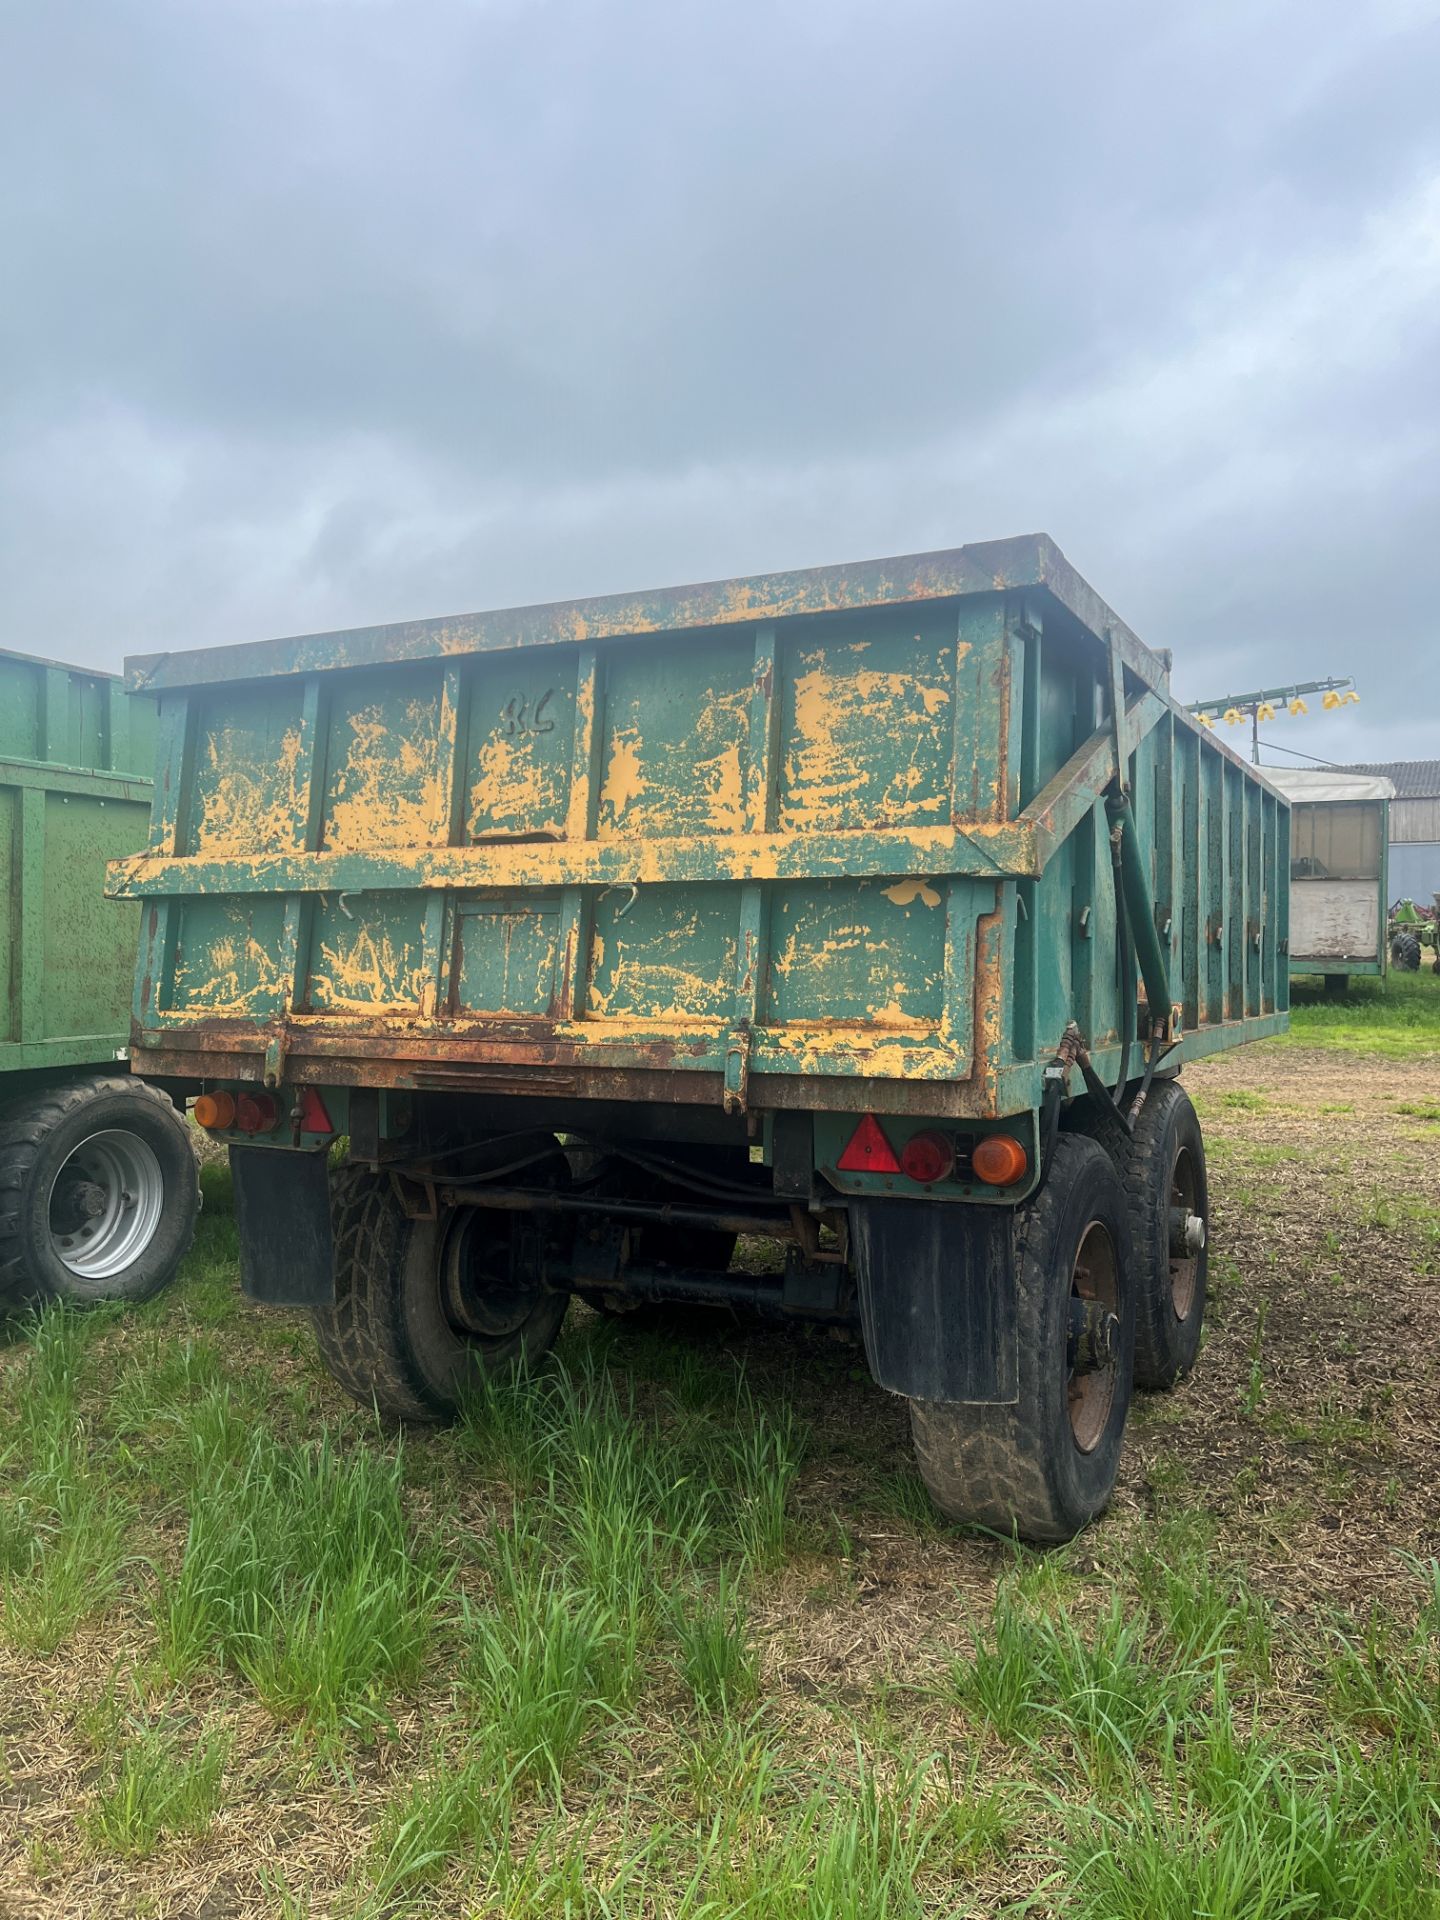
left=299, top=1086, right=334, bottom=1135
left=837, top=1113, right=900, bottom=1174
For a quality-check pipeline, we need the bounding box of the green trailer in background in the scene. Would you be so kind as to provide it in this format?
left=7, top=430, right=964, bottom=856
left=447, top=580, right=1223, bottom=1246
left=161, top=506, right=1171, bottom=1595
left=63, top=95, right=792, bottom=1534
left=0, top=649, right=198, bottom=1308
left=109, top=534, right=1287, bottom=1539
left=1266, top=767, right=1393, bottom=992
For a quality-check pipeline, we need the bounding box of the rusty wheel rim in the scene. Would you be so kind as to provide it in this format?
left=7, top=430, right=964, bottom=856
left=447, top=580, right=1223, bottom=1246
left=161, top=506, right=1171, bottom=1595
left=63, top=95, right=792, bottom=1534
left=438, top=1210, right=537, bottom=1342
left=1170, top=1146, right=1200, bottom=1321
left=1067, top=1220, right=1119, bottom=1454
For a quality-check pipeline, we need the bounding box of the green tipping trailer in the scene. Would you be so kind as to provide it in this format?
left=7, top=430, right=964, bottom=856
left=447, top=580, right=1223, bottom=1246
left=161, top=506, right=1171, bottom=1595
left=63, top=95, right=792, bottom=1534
left=1265, top=767, right=1393, bottom=991
left=109, top=534, right=1287, bottom=1539
left=0, top=649, right=198, bottom=1308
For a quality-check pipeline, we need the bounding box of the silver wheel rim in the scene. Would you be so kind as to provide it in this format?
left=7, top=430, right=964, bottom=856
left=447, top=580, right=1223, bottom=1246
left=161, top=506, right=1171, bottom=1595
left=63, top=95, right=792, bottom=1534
left=47, top=1129, right=166, bottom=1280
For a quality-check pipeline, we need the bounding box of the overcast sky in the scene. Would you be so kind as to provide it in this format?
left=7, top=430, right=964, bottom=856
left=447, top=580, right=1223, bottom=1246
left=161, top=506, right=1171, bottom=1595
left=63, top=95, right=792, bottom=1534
left=2, top=0, right=1436, bottom=764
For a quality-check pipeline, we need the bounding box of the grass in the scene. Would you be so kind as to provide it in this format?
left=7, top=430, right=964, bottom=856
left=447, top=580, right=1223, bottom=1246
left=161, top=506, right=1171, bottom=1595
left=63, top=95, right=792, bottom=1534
left=463, top=1576, right=627, bottom=1786
left=949, top=1586, right=1208, bottom=1781
left=152, top=1426, right=444, bottom=1732
left=3, top=1040, right=1440, bottom=1914
left=1286, top=971, right=1440, bottom=1058
left=670, top=1569, right=760, bottom=1714
left=364, top=1747, right=513, bottom=1910
left=82, top=1714, right=229, bottom=1857
left=0, top=1304, right=134, bottom=1652
left=1064, top=1735, right=1440, bottom=1919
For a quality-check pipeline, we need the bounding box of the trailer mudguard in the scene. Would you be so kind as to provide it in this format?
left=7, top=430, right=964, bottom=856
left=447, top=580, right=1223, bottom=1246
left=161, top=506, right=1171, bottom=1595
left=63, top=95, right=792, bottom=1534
left=848, top=1200, right=1018, bottom=1403
left=231, top=1144, right=335, bottom=1306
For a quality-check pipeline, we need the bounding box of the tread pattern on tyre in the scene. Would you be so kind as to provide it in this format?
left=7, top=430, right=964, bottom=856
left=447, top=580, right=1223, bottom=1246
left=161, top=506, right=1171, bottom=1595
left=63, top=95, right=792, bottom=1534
left=908, top=1150, right=1062, bottom=1538
left=1066, top=1079, right=1205, bottom=1390
left=1391, top=930, right=1421, bottom=971
left=1122, top=1080, right=1204, bottom=1388
left=909, top=1134, right=1129, bottom=1544
left=311, top=1166, right=443, bottom=1422
left=0, top=1075, right=197, bottom=1304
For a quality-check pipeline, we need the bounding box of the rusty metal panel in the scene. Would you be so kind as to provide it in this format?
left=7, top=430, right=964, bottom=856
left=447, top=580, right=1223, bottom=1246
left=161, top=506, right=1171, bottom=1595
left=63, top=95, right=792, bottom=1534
left=110, top=536, right=1288, bottom=1120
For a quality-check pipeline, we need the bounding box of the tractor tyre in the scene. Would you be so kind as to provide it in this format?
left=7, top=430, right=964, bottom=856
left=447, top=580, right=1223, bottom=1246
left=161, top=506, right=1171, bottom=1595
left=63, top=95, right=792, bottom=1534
left=0, top=1075, right=198, bottom=1308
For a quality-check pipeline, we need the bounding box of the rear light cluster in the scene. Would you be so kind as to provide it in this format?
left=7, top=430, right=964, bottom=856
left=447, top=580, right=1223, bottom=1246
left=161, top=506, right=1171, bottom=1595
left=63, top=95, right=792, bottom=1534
left=235, top=1092, right=279, bottom=1135
left=836, top=1114, right=1029, bottom=1187
left=193, top=1087, right=333, bottom=1136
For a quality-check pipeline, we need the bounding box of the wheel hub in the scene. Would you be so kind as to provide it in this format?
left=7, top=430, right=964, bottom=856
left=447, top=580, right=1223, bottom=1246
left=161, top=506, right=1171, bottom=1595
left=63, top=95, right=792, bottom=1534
left=1066, top=1219, right=1120, bottom=1454
left=51, top=1178, right=108, bottom=1233
left=1167, top=1145, right=1204, bottom=1318
left=46, top=1130, right=165, bottom=1281
left=1068, top=1298, right=1121, bottom=1371
left=1169, top=1207, right=1205, bottom=1257
left=439, top=1212, right=546, bottom=1342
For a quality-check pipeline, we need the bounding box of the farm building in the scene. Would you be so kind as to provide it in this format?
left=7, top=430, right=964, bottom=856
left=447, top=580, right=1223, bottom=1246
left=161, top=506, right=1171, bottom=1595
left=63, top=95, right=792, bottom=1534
left=1340, top=760, right=1440, bottom=902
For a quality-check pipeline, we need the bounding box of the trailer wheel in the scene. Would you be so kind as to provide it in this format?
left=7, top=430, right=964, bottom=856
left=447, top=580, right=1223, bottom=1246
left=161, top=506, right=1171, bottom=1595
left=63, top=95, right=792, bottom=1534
left=1115, top=1082, right=1208, bottom=1388
left=908, top=1134, right=1134, bottom=1544
left=0, top=1076, right=199, bottom=1307
left=313, top=1165, right=569, bottom=1421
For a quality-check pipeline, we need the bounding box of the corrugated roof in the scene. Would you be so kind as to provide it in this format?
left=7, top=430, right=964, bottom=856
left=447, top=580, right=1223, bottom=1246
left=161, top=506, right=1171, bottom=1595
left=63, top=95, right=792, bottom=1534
left=1340, top=761, right=1440, bottom=799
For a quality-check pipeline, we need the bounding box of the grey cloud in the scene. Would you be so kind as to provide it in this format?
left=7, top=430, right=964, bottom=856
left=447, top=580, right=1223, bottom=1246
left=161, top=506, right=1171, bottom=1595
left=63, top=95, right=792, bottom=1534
left=0, top=0, right=1436, bottom=763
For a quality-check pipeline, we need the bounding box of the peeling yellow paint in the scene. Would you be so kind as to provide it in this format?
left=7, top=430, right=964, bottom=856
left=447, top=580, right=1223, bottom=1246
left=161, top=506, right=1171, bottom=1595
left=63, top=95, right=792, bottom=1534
left=698, top=735, right=744, bottom=834
left=312, top=921, right=431, bottom=1011
left=172, top=917, right=290, bottom=1015
left=564, top=664, right=597, bottom=841
left=587, top=918, right=734, bottom=1019
left=883, top=878, right=943, bottom=908
left=597, top=683, right=750, bottom=837
left=325, top=698, right=450, bottom=851
left=782, top=646, right=951, bottom=831
left=469, top=729, right=565, bottom=838
left=868, top=997, right=916, bottom=1027
left=191, top=723, right=307, bottom=858
left=602, top=727, right=648, bottom=824
left=112, top=818, right=1034, bottom=901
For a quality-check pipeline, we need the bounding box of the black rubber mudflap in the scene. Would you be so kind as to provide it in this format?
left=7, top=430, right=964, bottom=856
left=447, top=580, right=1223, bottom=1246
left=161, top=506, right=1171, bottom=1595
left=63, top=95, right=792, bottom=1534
left=231, top=1144, right=335, bottom=1306
left=848, top=1199, right=1018, bottom=1404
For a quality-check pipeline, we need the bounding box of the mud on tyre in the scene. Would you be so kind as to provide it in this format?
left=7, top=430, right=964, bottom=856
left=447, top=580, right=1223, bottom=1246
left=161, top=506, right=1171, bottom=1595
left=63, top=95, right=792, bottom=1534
left=908, top=1133, right=1135, bottom=1544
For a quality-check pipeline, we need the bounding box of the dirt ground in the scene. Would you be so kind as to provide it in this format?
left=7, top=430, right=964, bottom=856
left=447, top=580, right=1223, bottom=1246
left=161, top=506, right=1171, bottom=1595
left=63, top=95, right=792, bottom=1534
left=741, top=1042, right=1440, bottom=1660
left=1, top=1038, right=1438, bottom=1918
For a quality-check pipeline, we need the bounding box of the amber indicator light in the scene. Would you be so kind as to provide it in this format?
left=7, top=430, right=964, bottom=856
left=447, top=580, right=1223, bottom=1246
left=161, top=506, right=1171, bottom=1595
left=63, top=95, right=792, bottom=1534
left=972, top=1135, right=1029, bottom=1186
left=193, top=1090, right=236, bottom=1131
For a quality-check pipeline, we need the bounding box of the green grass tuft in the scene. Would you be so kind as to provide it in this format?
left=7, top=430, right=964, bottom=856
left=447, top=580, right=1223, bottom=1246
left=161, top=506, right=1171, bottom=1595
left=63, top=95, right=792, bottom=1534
left=152, top=1428, right=443, bottom=1731
left=670, top=1570, right=760, bottom=1715
left=82, top=1717, right=229, bottom=1858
